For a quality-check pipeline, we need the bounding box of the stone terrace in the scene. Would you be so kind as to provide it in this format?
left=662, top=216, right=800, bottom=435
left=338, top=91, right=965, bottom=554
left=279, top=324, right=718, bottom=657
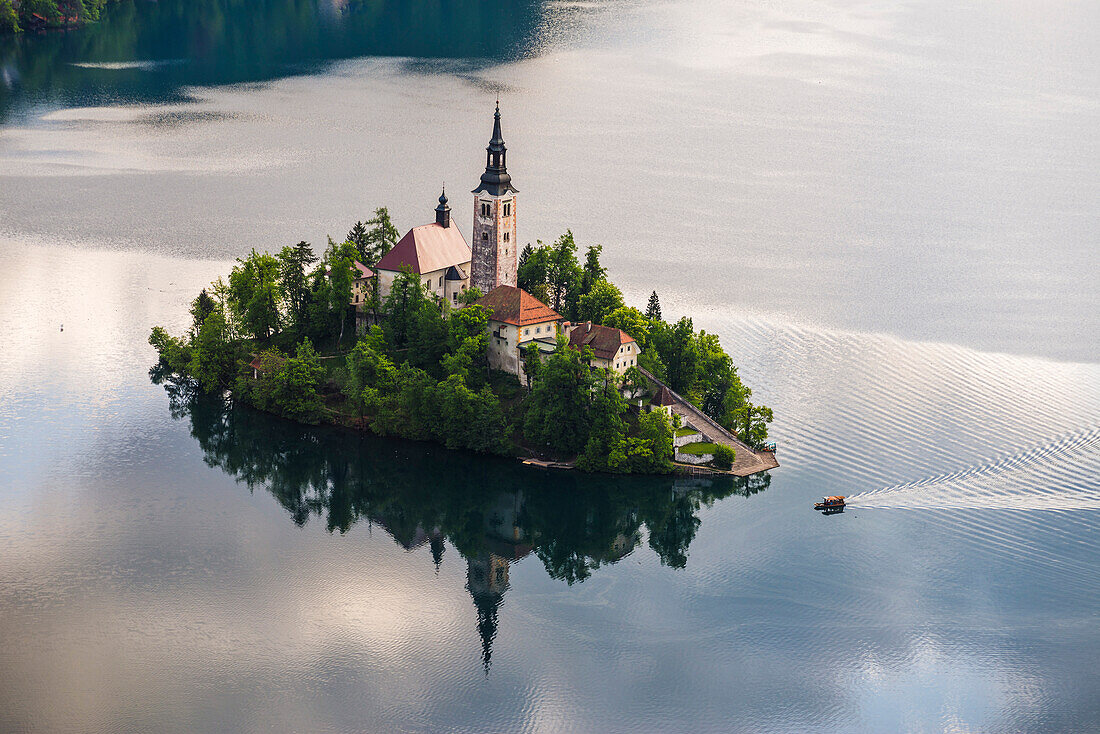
left=638, top=368, right=779, bottom=477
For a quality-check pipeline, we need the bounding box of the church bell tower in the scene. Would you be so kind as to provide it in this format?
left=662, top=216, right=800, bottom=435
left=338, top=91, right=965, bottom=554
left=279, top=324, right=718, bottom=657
left=471, top=102, right=518, bottom=293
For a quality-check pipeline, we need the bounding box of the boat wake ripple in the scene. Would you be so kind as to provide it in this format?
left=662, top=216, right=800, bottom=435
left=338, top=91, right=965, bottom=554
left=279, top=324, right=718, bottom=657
left=845, top=426, right=1100, bottom=511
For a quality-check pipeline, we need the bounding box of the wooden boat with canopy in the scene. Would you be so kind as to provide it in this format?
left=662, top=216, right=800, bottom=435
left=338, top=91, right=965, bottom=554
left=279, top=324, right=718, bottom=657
left=814, top=495, right=846, bottom=511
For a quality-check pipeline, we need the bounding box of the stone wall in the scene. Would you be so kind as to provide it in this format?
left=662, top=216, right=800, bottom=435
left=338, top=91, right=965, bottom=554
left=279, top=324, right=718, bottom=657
left=673, top=430, right=704, bottom=449
left=675, top=451, right=714, bottom=465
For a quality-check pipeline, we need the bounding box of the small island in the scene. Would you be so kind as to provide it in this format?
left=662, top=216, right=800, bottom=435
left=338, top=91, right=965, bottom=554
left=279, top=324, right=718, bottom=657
left=150, top=105, right=776, bottom=476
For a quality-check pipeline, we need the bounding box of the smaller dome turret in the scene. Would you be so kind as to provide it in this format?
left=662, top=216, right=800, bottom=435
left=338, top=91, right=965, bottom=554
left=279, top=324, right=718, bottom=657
left=435, top=185, right=451, bottom=228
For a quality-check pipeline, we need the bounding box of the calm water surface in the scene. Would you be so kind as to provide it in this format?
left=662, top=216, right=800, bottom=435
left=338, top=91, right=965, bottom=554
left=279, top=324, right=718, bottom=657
left=1, top=0, right=1099, bottom=731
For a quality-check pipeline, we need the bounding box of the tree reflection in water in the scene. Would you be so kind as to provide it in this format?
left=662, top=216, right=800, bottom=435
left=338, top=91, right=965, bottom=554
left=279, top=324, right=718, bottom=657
left=0, top=0, right=545, bottom=122
left=157, top=373, right=770, bottom=671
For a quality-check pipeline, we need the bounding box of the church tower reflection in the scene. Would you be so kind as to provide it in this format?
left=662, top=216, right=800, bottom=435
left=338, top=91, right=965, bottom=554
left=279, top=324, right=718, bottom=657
left=163, top=388, right=772, bottom=674
left=466, top=552, right=510, bottom=673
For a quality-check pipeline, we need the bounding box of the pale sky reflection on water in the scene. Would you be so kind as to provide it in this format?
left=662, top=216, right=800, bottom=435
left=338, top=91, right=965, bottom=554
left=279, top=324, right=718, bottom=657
left=1, top=0, right=1099, bottom=730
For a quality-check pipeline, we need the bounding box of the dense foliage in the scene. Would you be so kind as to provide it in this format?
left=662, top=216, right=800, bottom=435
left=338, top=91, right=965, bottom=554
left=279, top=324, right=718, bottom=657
left=518, top=232, right=771, bottom=447
left=1, top=0, right=115, bottom=33
left=150, top=214, right=770, bottom=471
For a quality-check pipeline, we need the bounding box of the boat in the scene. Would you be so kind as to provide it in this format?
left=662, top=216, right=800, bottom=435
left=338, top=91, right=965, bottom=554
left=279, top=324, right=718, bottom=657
left=814, top=495, right=846, bottom=510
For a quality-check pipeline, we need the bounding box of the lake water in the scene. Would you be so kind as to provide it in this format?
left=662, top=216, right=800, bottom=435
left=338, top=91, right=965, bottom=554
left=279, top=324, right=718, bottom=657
left=1, top=0, right=1099, bottom=731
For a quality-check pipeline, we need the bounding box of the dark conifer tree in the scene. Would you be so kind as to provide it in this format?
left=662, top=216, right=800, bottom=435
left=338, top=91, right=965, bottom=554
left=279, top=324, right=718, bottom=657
left=646, top=291, right=662, bottom=321
left=347, top=221, right=369, bottom=263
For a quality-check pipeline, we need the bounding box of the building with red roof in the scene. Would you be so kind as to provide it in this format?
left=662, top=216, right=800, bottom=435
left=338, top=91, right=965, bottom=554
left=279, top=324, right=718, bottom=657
left=374, top=189, right=472, bottom=306
left=564, top=321, right=640, bottom=375
left=475, top=285, right=562, bottom=382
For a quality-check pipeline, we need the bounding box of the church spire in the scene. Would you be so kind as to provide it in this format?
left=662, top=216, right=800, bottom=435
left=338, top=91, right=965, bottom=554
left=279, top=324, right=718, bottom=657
left=473, top=101, right=518, bottom=197
left=490, top=99, right=504, bottom=148
left=435, top=184, right=450, bottom=228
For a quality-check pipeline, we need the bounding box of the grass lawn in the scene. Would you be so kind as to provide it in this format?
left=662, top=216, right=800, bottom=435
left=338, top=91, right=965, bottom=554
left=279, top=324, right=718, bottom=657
left=675, top=427, right=699, bottom=438
left=678, top=441, right=718, bottom=456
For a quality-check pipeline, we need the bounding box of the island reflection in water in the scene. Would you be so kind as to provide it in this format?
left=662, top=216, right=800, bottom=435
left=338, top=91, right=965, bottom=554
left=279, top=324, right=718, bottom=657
left=157, top=371, right=770, bottom=671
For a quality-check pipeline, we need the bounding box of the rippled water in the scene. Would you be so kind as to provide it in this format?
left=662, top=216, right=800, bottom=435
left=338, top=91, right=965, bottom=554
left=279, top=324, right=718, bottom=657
left=1, top=0, right=1099, bottom=731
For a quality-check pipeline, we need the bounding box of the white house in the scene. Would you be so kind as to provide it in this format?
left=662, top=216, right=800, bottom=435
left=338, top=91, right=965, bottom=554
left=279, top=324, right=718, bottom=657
left=564, top=321, right=641, bottom=375
left=475, top=285, right=562, bottom=383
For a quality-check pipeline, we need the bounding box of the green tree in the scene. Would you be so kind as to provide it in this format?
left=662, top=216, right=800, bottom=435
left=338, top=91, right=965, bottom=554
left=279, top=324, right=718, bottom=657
left=347, top=222, right=369, bottom=263
left=238, top=348, right=285, bottom=413
left=521, top=341, right=543, bottom=389
left=449, top=304, right=490, bottom=346
left=457, top=286, right=483, bottom=306
left=272, top=338, right=325, bottom=424
left=695, top=331, right=734, bottom=411
left=580, top=245, right=606, bottom=296
left=517, top=242, right=549, bottom=293
left=277, top=241, right=316, bottom=332
left=646, top=291, right=662, bottom=321
left=382, top=267, right=430, bottom=349
left=0, top=0, right=19, bottom=33
left=149, top=325, right=192, bottom=375
left=365, top=207, right=399, bottom=261
left=433, top=374, right=511, bottom=454
left=523, top=336, right=596, bottom=456
left=624, top=411, right=674, bottom=474
left=577, top=279, right=625, bottom=324
left=344, top=337, right=396, bottom=417
left=447, top=304, right=491, bottom=381
left=620, top=365, right=648, bottom=401
left=712, top=444, right=736, bottom=470
left=649, top=317, right=697, bottom=395
left=603, top=306, right=651, bottom=350
left=408, top=300, right=449, bottom=376
left=189, top=289, right=217, bottom=335
left=738, top=401, right=774, bottom=448
left=546, top=231, right=581, bottom=315
left=189, top=309, right=236, bottom=393
left=227, top=250, right=281, bottom=341
left=323, top=238, right=359, bottom=346
left=577, top=378, right=629, bottom=472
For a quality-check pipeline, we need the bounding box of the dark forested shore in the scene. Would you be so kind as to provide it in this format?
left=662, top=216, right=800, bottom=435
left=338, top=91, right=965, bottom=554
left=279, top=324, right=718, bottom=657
left=0, top=0, right=116, bottom=33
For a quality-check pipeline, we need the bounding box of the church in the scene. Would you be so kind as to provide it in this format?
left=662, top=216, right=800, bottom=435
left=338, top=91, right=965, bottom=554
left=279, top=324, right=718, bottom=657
left=365, top=103, right=637, bottom=384
left=370, top=102, right=520, bottom=304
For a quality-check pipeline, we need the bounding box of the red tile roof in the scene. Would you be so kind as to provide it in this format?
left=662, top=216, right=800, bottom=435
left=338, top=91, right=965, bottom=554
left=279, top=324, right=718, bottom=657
left=567, top=322, right=636, bottom=362
left=375, top=223, right=470, bottom=275
left=352, top=261, right=374, bottom=279
left=475, top=285, right=562, bottom=326
left=652, top=385, right=676, bottom=407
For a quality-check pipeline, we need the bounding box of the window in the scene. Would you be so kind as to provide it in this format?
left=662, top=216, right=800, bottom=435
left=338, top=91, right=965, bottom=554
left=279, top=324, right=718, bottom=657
left=503, top=202, right=511, bottom=217
left=439, top=276, right=443, bottom=288
left=503, top=232, right=509, bottom=242
left=480, top=202, right=491, bottom=217
left=524, top=328, right=529, bottom=336
left=354, top=295, right=359, bottom=303
left=535, top=326, right=541, bottom=334
left=482, top=232, right=489, bottom=240
left=452, top=292, right=457, bottom=301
